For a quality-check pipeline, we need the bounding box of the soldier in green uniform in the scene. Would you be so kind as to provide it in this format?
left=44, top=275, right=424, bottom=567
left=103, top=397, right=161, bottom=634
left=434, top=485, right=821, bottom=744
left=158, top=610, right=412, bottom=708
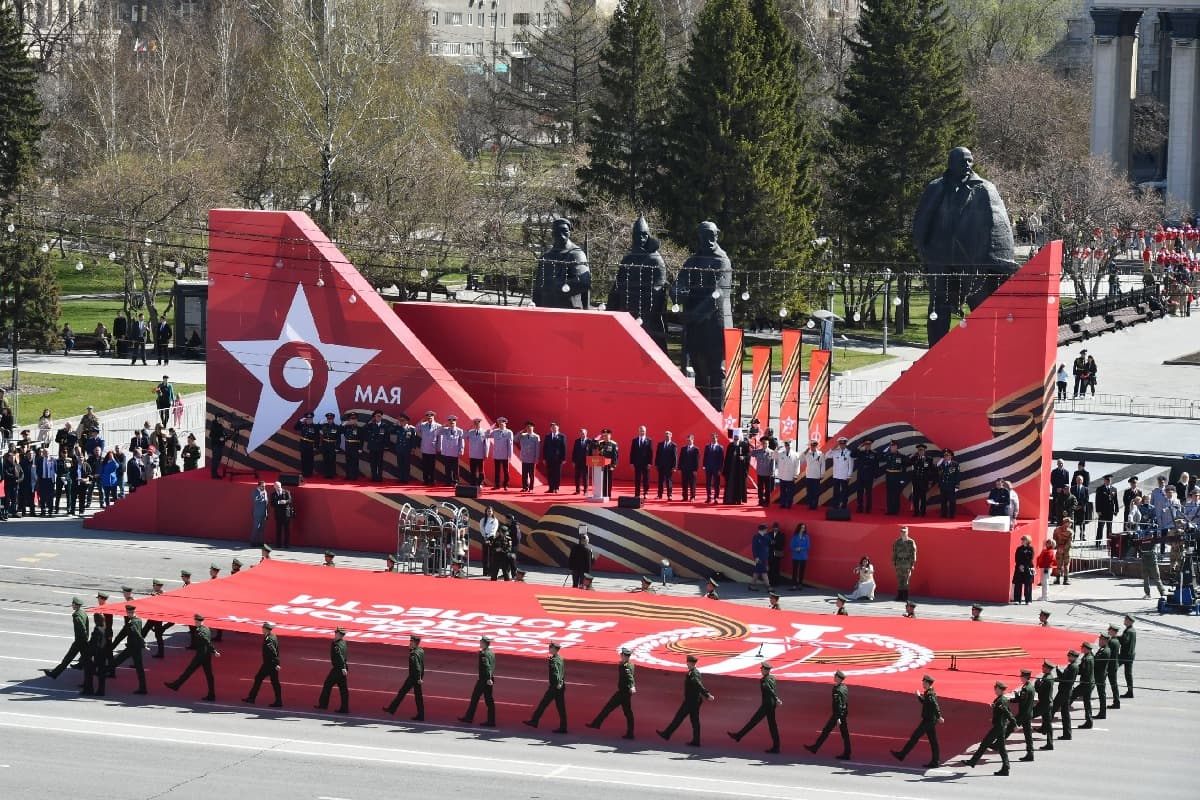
left=81, top=613, right=108, bottom=697
left=902, top=601, right=917, bottom=618
left=891, top=526, right=918, bottom=602
left=315, top=627, right=350, bottom=713
left=1093, top=633, right=1112, bottom=719
left=767, top=590, right=781, bottom=610
left=587, top=647, right=636, bottom=739
left=882, top=442, right=907, bottom=515
left=460, top=635, right=497, bottom=727
left=319, top=413, right=341, bottom=479
left=143, top=578, right=170, bottom=658
left=342, top=412, right=363, bottom=480
left=165, top=613, right=220, bottom=701
left=1008, top=668, right=1036, bottom=761
left=962, top=680, right=1017, bottom=775
left=96, top=590, right=115, bottom=677
left=1072, top=641, right=1096, bottom=728
left=294, top=411, right=319, bottom=477
left=1035, top=659, right=1055, bottom=750
left=891, top=674, right=943, bottom=768
left=383, top=634, right=426, bottom=720
left=704, top=577, right=720, bottom=600
left=835, top=594, right=849, bottom=615
left=1104, top=624, right=1122, bottom=709
left=109, top=603, right=148, bottom=694
left=242, top=621, right=282, bottom=707
left=1118, top=615, right=1136, bottom=697
left=728, top=661, right=781, bottom=753
left=656, top=654, right=715, bottom=747
left=1053, top=649, right=1078, bottom=740
left=524, top=641, right=568, bottom=733
left=805, top=669, right=850, bottom=759
left=42, top=596, right=88, bottom=679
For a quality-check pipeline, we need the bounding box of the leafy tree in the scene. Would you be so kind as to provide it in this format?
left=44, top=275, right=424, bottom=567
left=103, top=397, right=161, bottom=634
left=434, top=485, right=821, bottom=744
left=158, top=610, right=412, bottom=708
left=577, top=0, right=670, bottom=209
left=661, top=0, right=821, bottom=322
left=0, top=232, right=60, bottom=353
left=946, top=0, right=1074, bottom=75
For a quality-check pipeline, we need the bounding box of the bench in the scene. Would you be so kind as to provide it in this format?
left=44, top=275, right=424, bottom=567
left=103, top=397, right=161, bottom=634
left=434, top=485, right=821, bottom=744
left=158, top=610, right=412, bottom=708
left=1071, top=317, right=1114, bottom=340
left=1057, top=324, right=1084, bottom=346
left=1104, top=306, right=1147, bottom=329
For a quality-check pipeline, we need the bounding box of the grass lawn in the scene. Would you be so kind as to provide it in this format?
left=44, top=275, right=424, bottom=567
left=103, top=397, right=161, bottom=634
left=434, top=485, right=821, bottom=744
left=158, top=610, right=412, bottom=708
left=53, top=252, right=128, bottom=296
left=0, top=370, right=204, bottom=425
left=738, top=338, right=892, bottom=373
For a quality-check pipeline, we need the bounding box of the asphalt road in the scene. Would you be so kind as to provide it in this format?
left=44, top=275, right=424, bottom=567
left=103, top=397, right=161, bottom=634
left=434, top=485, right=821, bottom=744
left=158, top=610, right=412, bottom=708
left=2, top=521, right=1198, bottom=799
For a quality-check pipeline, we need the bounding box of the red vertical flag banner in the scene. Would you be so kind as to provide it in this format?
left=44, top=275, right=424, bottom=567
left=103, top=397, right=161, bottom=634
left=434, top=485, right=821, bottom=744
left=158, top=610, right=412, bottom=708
left=750, top=346, right=772, bottom=430
left=722, top=329, right=744, bottom=431
left=808, top=349, right=832, bottom=445
left=779, top=330, right=802, bottom=442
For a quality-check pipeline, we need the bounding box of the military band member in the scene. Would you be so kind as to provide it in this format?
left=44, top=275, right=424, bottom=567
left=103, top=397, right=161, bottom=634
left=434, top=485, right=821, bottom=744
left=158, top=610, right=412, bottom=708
left=657, top=654, right=715, bottom=746
left=315, top=627, right=350, bottom=713
left=1105, top=624, right=1122, bottom=708
left=459, top=635, right=496, bottom=726
left=437, top=415, right=465, bottom=486
left=1035, top=659, right=1055, bottom=750
left=393, top=413, right=419, bottom=483
left=891, top=674, right=943, bottom=768
left=489, top=417, right=514, bottom=490
left=524, top=641, right=568, bottom=733
left=342, top=412, right=363, bottom=480
left=908, top=444, right=935, bottom=516
left=81, top=612, right=108, bottom=697
left=936, top=449, right=960, bottom=517
left=805, top=670, right=850, bottom=759
left=962, top=681, right=1016, bottom=775
left=1009, top=668, right=1036, bottom=761
left=882, top=441, right=907, bottom=515
left=466, top=418, right=490, bottom=487
left=595, top=429, right=619, bottom=498
left=571, top=428, right=594, bottom=494
left=417, top=410, right=441, bottom=485
left=587, top=647, right=636, bottom=738
left=1118, top=615, right=1136, bottom=698
left=365, top=410, right=391, bottom=482
left=109, top=603, right=148, bottom=694
left=42, top=596, right=88, bottom=679
left=728, top=661, right=781, bottom=753
left=294, top=411, right=318, bottom=477
left=242, top=621, right=282, bottom=707
left=165, top=613, right=219, bottom=701
left=1072, top=640, right=1096, bottom=728
left=1094, top=633, right=1112, bottom=719
left=319, top=412, right=341, bottom=479
left=854, top=437, right=878, bottom=513
left=1053, top=649, right=1078, bottom=739
left=383, top=634, right=425, bottom=720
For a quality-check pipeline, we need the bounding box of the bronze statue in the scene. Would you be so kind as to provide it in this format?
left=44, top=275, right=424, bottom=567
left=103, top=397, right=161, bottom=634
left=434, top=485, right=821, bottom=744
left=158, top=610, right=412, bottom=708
left=608, top=215, right=668, bottom=351
left=913, top=147, right=1017, bottom=345
left=672, top=221, right=733, bottom=410
left=532, top=217, right=591, bottom=309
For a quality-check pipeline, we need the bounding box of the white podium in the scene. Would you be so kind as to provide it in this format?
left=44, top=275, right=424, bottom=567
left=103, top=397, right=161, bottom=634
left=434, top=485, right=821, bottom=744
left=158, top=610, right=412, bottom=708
left=586, top=456, right=611, bottom=503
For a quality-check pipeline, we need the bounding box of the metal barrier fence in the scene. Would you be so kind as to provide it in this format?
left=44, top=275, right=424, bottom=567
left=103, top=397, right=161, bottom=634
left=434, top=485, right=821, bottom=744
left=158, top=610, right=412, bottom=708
left=95, top=392, right=208, bottom=444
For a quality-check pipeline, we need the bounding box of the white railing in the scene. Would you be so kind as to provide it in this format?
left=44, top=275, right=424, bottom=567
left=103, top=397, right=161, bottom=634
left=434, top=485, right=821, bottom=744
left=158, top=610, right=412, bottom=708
left=95, top=392, right=208, bottom=444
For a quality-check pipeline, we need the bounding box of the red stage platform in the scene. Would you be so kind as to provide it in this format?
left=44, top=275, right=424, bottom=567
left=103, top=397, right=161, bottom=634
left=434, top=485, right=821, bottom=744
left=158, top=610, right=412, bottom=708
left=89, top=561, right=1088, bottom=763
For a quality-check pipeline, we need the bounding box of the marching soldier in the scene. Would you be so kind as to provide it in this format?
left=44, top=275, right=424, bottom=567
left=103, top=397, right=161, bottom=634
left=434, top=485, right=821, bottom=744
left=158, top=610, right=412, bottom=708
left=294, top=411, right=319, bottom=478
left=1009, top=668, right=1036, bottom=761
left=962, top=681, right=1016, bottom=775
left=42, top=596, right=88, bottom=679
left=319, top=412, right=341, bottom=479
left=208, top=564, right=224, bottom=643
left=96, top=590, right=115, bottom=677
left=1105, top=624, right=1122, bottom=709
left=908, top=444, right=935, bottom=516
left=891, top=526, right=918, bottom=602
left=805, top=669, right=850, bottom=759
left=1072, top=641, right=1096, bottom=727
left=81, top=613, right=108, bottom=697
left=393, top=413, right=419, bottom=483
left=1053, top=649, right=1079, bottom=740
left=854, top=437, right=879, bottom=513
left=728, top=661, right=781, bottom=753
left=165, top=613, right=219, bottom=701
left=143, top=578, right=170, bottom=658
left=383, top=634, right=425, bottom=720
left=656, top=654, right=715, bottom=747
left=365, top=410, right=391, bottom=482
left=1035, top=659, right=1056, bottom=750
left=587, top=647, right=636, bottom=739
left=891, top=674, right=943, bottom=768
left=882, top=441, right=907, bottom=515
left=1094, top=633, right=1112, bottom=719
left=109, top=603, right=149, bottom=694
left=342, top=412, right=363, bottom=480
left=1118, top=615, right=1136, bottom=698
left=936, top=448, right=961, bottom=518
left=459, top=635, right=496, bottom=727
left=315, top=627, right=350, bottom=713
left=524, top=641, right=568, bottom=733
left=242, top=621, right=282, bottom=707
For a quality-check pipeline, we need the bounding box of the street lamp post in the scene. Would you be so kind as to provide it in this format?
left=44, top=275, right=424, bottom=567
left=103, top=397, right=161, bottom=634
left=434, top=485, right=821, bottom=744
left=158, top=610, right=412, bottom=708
left=882, top=268, right=892, bottom=356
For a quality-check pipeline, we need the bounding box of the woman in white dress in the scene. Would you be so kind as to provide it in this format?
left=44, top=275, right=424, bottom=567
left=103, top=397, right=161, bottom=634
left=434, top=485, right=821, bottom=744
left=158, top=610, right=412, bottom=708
left=847, top=555, right=876, bottom=601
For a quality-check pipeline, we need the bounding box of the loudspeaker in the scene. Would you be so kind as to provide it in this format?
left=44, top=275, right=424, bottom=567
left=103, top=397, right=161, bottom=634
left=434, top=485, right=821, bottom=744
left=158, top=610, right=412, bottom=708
left=455, top=485, right=480, bottom=499
left=279, top=473, right=303, bottom=487
left=825, top=507, right=852, bottom=521
left=617, top=495, right=643, bottom=509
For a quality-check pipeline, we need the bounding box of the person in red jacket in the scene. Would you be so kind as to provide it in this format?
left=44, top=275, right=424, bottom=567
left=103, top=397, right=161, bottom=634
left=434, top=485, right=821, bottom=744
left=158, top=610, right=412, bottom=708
left=1035, top=538, right=1058, bottom=602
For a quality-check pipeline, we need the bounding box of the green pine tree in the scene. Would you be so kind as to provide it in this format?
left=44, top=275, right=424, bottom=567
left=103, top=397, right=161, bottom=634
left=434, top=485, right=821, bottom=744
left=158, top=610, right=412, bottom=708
left=0, top=234, right=60, bottom=353
left=0, top=1, right=43, bottom=212
left=830, top=0, right=974, bottom=266
left=661, top=0, right=820, bottom=323
left=576, top=0, right=670, bottom=210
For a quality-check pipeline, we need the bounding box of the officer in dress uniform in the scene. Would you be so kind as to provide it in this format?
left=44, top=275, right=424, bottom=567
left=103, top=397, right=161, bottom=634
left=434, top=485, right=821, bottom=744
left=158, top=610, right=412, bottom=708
left=524, top=641, right=568, bottom=733
left=1053, top=649, right=1078, bottom=740
left=854, top=437, right=879, bottom=512
left=459, top=635, right=497, bottom=726
left=657, top=654, right=715, bottom=746
left=908, top=444, right=935, bottom=516
left=571, top=428, right=594, bottom=494
left=962, top=680, right=1016, bottom=775
left=294, top=412, right=319, bottom=477
left=882, top=441, right=908, bottom=515
left=365, top=410, right=391, bottom=482
left=165, top=613, right=219, bottom=701
left=242, top=621, right=282, bottom=707
left=829, top=437, right=854, bottom=509
left=595, top=429, right=619, bottom=498
left=802, top=439, right=823, bottom=510
left=319, top=413, right=341, bottom=479
left=315, top=627, right=350, bottom=713
left=1072, top=640, right=1096, bottom=728
left=891, top=674, right=943, bottom=768
left=42, top=596, right=87, bottom=679
left=937, top=449, right=960, bottom=517
left=517, top=422, right=541, bottom=492
left=1035, top=659, right=1056, bottom=750
left=728, top=661, right=781, bottom=753
left=488, top=417, right=514, bottom=490
left=466, top=418, right=490, bottom=487
left=392, top=414, right=419, bottom=483
left=805, top=670, right=850, bottom=759
left=109, top=603, right=148, bottom=694
left=1009, top=668, right=1037, bottom=761
left=417, top=411, right=441, bottom=486
left=587, top=647, right=636, bottom=738
left=437, top=415, right=465, bottom=485
left=342, top=413, right=363, bottom=480
left=383, top=634, right=426, bottom=720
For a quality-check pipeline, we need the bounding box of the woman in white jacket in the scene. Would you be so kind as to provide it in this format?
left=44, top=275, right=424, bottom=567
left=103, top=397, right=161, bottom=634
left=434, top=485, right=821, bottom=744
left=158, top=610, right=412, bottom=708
left=847, top=556, right=876, bottom=600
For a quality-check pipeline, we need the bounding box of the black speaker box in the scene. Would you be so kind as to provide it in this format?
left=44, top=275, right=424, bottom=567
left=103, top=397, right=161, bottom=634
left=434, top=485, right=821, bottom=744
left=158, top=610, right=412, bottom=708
left=825, top=507, right=852, bottom=521
left=455, top=485, right=480, bottom=499
left=279, top=473, right=303, bottom=487
left=617, top=495, right=643, bottom=509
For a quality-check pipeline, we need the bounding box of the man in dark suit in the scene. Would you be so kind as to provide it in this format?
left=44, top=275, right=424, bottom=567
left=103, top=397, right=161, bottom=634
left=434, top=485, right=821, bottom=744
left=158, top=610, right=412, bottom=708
left=702, top=433, right=724, bottom=503
left=1049, top=459, right=1070, bottom=495
left=678, top=434, right=700, bottom=502
left=542, top=422, right=567, bottom=493
left=629, top=426, right=653, bottom=498
left=571, top=428, right=594, bottom=494
left=129, top=312, right=148, bottom=365
left=154, top=318, right=172, bottom=365
left=655, top=431, right=679, bottom=500
left=35, top=447, right=57, bottom=516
